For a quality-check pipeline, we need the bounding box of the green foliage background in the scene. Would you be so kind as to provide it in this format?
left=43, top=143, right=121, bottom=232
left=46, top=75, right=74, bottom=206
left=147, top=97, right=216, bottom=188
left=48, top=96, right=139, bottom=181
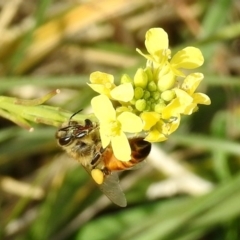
left=1, top=0, right=240, bottom=239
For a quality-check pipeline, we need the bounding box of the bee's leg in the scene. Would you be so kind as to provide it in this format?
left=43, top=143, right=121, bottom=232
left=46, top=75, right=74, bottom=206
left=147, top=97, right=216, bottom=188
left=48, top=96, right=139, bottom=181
left=91, top=152, right=101, bottom=166
left=100, top=146, right=105, bottom=153
left=102, top=167, right=111, bottom=176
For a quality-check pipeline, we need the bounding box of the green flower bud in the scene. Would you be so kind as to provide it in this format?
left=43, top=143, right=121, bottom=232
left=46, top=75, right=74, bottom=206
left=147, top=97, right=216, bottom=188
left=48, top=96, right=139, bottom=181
left=145, top=102, right=151, bottom=111
left=154, top=102, right=166, bottom=113
left=149, top=97, right=155, bottom=103
left=134, top=68, right=148, bottom=88
left=134, top=87, right=144, bottom=99
left=135, top=99, right=147, bottom=111
left=147, top=81, right=157, bottom=92
left=121, top=74, right=133, bottom=84
left=144, top=67, right=153, bottom=81
left=152, top=91, right=160, bottom=100
left=158, top=99, right=165, bottom=104
left=161, top=90, right=176, bottom=102
left=143, top=90, right=151, bottom=99
left=151, top=102, right=156, bottom=111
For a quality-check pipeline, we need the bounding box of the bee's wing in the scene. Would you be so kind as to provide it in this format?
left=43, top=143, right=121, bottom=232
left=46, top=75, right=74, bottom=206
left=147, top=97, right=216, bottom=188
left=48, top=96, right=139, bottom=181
left=97, top=160, right=147, bottom=206
left=82, top=165, right=127, bottom=207
left=99, top=172, right=127, bottom=207
left=127, top=160, right=146, bottom=171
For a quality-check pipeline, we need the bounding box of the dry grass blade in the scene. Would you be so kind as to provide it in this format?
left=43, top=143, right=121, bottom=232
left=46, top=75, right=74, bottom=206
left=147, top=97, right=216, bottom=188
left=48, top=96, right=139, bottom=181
left=8, top=0, right=147, bottom=74
left=0, top=176, right=44, bottom=199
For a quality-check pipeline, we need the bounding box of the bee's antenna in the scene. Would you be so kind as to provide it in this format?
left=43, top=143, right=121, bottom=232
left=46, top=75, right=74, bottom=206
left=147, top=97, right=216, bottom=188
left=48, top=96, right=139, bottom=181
left=69, top=109, right=83, bottom=122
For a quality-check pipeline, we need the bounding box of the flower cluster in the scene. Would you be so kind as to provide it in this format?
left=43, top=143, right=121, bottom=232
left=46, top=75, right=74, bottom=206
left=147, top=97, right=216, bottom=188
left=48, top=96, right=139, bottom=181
left=88, top=28, right=211, bottom=161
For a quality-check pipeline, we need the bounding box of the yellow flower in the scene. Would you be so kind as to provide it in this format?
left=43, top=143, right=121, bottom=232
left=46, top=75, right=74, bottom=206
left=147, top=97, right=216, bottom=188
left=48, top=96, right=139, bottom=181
left=161, top=73, right=211, bottom=119
left=141, top=112, right=180, bottom=142
left=91, top=95, right=143, bottom=161
left=144, top=126, right=167, bottom=142
left=88, top=71, right=134, bottom=102
left=140, top=112, right=160, bottom=131
left=137, top=28, right=204, bottom=77
left=171, top=47, right=204, bottom=72
left=161, top=115, right=180, bottom=136
left=180, top=73, right=211, bottom=114
left=88, top=28, right=211, bottom=146
left=144, top=119, right=179, bottom=143
left=136, top=28, right=170, bottom=66
left=162, top=89, right=193, bottom=119
left=88, top=71, right=115, bottom=98
left=181, top=73, right=211, bottom=103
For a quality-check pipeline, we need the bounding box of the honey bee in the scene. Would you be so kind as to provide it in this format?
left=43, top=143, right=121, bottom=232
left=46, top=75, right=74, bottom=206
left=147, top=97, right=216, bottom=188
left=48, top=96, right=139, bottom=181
left=56, top=113, right=151, bottom=207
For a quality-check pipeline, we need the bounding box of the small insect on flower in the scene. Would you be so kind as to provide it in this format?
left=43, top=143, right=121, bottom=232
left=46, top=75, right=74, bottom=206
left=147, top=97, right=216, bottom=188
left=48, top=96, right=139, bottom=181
left=56, top=112, right=152, bottom=207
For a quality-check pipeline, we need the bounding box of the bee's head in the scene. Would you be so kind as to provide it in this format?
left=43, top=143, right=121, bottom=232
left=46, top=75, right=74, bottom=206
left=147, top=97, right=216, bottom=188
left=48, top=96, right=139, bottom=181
left=56, top=117, right=94, bottom=146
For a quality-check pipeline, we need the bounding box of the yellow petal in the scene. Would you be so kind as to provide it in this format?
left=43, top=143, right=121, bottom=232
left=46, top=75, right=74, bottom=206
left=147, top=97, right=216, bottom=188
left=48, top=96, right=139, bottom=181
left=111, top=132, right=131, bottom=161
left=170, top=67, right=185, bottom=78
left=171, top=47, right=204, bottom=69
left=87, top=83, right=111, bottom=96
left=117, top=112, right=143, bottom=133
left=91, top=95, right=116, bottom=122
left=182, top=103, right=197, bottom=115
left=162, top=98, right=182, bottom=119
left=144, top=128, right=167, bottom=142
left=193, top=93, right=211, bottom=105
left=174, top=89, right=193, bottom=105
left=99, top=127, right=111, bottom=148
left=145, top=28, right=169, bottom=56
left=167, top=115, right=180, bottom=133
left=181, top=73, right=204, bottom=95
left=90, top=71, right=114, bottom=84
left=110, top=83, right=134, bottom=102
left=141, top=112, right=160, bottom=130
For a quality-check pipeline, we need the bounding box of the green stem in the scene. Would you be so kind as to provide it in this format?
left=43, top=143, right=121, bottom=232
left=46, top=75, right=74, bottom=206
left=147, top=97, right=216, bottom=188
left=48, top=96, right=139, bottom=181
left=0, top=90, right=98, bottom=130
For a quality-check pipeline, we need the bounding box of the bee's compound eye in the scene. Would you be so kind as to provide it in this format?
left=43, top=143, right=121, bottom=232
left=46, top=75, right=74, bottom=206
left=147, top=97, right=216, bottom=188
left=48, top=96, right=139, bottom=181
left=58, top=136, right=72, bottom=146
left=91, top=169, right=104, bottom=185
left=75, top=131, right=87, bottom=138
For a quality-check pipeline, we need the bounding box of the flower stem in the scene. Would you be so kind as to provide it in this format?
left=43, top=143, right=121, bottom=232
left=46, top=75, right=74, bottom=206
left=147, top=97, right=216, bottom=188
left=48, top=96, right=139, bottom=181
left=0, top=90, right=97, bottom=131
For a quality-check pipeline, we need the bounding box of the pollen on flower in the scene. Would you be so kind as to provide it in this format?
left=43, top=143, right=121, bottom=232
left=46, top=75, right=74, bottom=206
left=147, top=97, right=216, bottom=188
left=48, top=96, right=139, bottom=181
left=109, top=121, right=121, bottom=136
